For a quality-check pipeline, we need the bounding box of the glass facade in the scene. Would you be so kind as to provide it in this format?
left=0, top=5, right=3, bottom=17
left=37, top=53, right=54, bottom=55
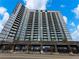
left=0, top=3, right=72, bottom=42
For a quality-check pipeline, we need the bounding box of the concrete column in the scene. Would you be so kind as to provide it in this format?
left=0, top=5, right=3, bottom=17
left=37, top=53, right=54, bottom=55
left=55, top=12, right=64, bottom=41
left=54, top=44, right=58, bottom=52
left=27, top=44, right=31, bottom=54
left=27, top=45, right=29, bottom=54
left=50, top=45, right=54, bottom=54
left=40, top=12, right=43, bottom=41
left=50, top=12, right=58, bottom=41
left=50, top=12, right=58, bottom=53
left=40, top=45, right=43, bottom=54
left=38, top=10, right=41, bottom=41
left=11, top=44, right=15, bottom=52
left=45, top=12, right=51, bottom=41
left=31, top=12, right=35, bottom=41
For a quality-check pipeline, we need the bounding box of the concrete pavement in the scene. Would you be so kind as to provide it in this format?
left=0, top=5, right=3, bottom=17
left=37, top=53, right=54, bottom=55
left=0, top=53, right=79, bottom=59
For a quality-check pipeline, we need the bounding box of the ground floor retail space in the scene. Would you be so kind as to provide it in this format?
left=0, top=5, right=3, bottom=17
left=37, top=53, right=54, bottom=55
left=0, top=41, right=79, bottom=54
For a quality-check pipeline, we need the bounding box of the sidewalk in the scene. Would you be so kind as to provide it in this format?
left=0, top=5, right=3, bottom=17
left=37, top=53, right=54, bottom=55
left=0, top=53, right=79, bottom=59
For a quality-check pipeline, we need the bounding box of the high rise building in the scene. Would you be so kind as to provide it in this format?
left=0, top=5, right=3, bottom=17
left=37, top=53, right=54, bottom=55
left=0, top=3, right=71, bottom=42
left=0, top=3, right=75, bottom=54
